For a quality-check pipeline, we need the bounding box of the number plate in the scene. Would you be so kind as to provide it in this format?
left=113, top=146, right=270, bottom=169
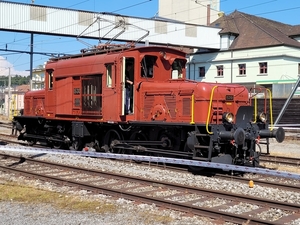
left=225, top=95, right=234, bottom=101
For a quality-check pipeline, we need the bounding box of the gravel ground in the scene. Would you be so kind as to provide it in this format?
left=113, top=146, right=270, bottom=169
left=0, top=170, right=221, bottom=225
left=1, top=121, right=300, bottom=225
left=0, top=201, right=213, bottom=225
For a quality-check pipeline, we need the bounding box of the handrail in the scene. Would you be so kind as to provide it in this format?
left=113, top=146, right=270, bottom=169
left=249, top=87, right=267, bottom=113
left=190, top=94, right=195, bottom=124
left=206, top=86, right=218, bottom=134
left=266, top=88, right=274, bottom=131
left=253, top=97, right=257, bottom=123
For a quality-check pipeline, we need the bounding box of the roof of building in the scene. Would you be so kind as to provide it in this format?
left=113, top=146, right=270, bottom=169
left=210, top=10, right=300, bottom=50
left=16, top=84, right=30, bottom=92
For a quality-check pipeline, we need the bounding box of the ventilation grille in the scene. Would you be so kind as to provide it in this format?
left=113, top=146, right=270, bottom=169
left=212, top=106, right=223, bottom=123
left=182, top=98, right=191, bottom=116
left=164, top=95, right=176, bottom=118
left=143, top=96, right=154, bottom=118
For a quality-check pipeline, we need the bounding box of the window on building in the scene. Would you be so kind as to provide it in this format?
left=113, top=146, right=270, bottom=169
left=298, top=63, right=300, bottom=75
left=259, top=62, right=267, bottom=74
left=199, top=66, right=205, bottom=77
left=216, top=65, right=224, bottom=76
left=238, top=64, right=246, bottom=75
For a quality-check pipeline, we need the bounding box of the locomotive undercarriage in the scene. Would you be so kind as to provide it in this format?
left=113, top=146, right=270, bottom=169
left=14, top=117, right=72, bottom=149
left=13, top=115, right=284, bottom=168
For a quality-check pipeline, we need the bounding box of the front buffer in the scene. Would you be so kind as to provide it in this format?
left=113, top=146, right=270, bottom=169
left=187, top=106, right=285, bottom=167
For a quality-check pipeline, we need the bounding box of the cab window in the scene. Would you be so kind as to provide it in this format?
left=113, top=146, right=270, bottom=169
left=106, top=64, right=113, bottom=87
left=140, top=55, right=157, bottom=78
left=171, top=59, right=185, bottom=79
left=47, top=69, right=54, bottom=90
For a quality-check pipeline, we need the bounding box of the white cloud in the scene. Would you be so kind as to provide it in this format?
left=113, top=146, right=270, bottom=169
left=0, top=56, right=30, bottom=76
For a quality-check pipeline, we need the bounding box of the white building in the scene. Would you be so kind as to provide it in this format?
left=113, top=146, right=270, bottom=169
left=187, top=11, right=300, bottom=98
left=31, top=68, right=45, bottom=90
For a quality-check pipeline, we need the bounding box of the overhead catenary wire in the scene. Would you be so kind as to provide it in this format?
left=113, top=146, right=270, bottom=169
left=1, top=0, right=300, bottom=70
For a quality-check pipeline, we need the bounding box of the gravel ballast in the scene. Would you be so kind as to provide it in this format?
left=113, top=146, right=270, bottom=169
left=1, top=123, right=300, bottom=224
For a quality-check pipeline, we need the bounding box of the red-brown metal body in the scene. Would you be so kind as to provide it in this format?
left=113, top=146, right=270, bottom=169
left=23, top=46, right=249, bottom=125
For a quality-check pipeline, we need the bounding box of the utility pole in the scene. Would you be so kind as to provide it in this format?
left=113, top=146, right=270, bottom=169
left=30, top=33, right=34, bottom=90
left=8, top=67, right=11, bottom=119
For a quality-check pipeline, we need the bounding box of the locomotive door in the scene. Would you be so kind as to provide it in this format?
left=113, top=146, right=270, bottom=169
left=121, top=57, right=126, bottom=115
left=122, top=57, right=135, bottom=115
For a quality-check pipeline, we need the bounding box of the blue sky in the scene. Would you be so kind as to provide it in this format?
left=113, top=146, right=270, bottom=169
left=1, top=0, right=300, bottom=75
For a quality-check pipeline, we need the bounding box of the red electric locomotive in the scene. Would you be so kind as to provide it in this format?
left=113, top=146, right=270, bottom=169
left=14, top=44, right=284, bottom=167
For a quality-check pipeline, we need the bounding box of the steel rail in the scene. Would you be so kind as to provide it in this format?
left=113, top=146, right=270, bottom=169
left=0, top=154, right=299, bottom=225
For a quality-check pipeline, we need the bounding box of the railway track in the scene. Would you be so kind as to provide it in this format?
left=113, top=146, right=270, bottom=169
left=1, top=131, right=300, bottom=175
left=2, top=134, right=299, bottom=196
left=0, top=121, right=12, bottom=128
left=260, top=154, right=300, bottom=166
left=0, top=153, right=299, bottom=225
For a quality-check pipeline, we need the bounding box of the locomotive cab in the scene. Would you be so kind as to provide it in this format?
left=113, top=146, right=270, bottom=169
left=122, top=50, right=186, bottom=116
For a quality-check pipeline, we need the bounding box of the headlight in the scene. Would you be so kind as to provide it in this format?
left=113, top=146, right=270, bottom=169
left=258, top=112, right=267, bottom=123
left=222, top=112, right=234, bottom=123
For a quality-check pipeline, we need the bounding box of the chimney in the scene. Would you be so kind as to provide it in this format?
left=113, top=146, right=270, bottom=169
left=207, top=4, right=211, bottom=26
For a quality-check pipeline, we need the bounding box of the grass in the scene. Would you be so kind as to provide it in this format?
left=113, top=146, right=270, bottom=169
left=0, top=180, right=174, bottom=224
left=0, top=181, right=117, bottom=213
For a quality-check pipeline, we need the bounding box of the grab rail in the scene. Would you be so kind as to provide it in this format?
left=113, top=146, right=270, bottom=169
left=266, top=88, right=274, bottom=131
left=252, top=97, right=257, bottom=123
left=206, top=86, right=218, bottom=134
left=249, top=87, right=274, bottom=131
left=190, top=94, right=195, bottom=124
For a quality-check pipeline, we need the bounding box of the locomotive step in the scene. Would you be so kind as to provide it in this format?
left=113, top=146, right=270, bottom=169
left=195, top=133, right=209, bottom=137
left=194, top=144, right=209, bottom=149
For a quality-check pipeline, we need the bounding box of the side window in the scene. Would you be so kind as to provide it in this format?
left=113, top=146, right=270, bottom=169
left=106, top=64, right=113, bottom=87
left=140, top=55, right=157, bottom=78
left=47, top=69, right=53, bottom=90
left=199, top=66, right=205, bottom=77
left=238, top=64, right=246, bottom=75
left=259, top=62, right=267, bottom=74
left=172, top=59, right=185, bottom=79
left=216, top=65, right=224, bottom=77
left=82, top=75, right=102, bottom=113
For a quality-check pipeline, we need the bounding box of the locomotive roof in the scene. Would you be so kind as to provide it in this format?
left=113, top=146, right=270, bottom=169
left=49, top=44, right=186, bottom=61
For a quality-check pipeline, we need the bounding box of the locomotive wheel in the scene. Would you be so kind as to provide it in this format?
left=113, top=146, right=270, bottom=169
left=129, top=131, right=148, bottom=146
left=158, top=132, right=172, bottom=149
left=52, top=141, right=62, bottom=149
left=103, top=129, right=123, bottom=153
left=51, top=135, right=65, bottom=149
